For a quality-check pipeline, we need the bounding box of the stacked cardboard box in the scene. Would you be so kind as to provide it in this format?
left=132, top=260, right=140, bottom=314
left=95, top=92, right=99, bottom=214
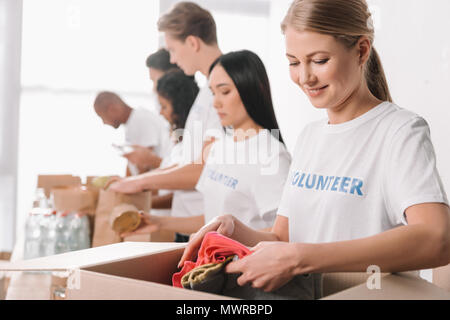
left=36, top=174, right=174, bottom=247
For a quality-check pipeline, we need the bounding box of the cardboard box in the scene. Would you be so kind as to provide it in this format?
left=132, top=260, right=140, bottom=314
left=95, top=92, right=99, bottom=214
left=1, top=242, right=230, bottom=300
left=2, top=243, right=450, bottom=300
left=0, top=252, right=12, bottom=300
left=37, top=174, right=82, bottom=198
left=51, top=186, right=98, bottom=213
left=433, top=263, right=450, bottom=291
left=324, top=272, right=450, bottom=300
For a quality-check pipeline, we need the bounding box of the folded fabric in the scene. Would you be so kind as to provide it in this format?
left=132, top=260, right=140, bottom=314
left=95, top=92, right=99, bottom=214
left=222, top=273, right=323, bottom=300
left=181, top=255, right=236, bottom=294
left=172, top=232, right=251, bottom=288
left=172, top=231, right=323, bottom=299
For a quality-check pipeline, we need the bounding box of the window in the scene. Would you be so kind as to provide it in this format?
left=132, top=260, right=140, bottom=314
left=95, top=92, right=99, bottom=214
left=17, top=0, right=161, bottom=240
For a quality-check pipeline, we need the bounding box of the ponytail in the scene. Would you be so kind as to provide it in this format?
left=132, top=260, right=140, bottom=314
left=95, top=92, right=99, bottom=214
left=365, top=48, right=392, bottom=102
left=282, top=0, right=393, bottom=103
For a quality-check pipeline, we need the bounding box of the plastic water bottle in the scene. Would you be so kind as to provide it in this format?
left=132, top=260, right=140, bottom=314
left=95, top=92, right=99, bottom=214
left=54, top=211, right=91, bottom=254
left=24, top=211, right=42, bottom=260
left=68, top=213, right=91, bottom=251
left=68, top=213, right=80, bottom=251
left=39, top=211, right=56, bottom=257
left=33, top=188, right=49, bottom=209
left=24, top=188, right=51, bottom=259
left=77, top=214, right=91, bottom=250
left=54, top=212, right=71, bottom=254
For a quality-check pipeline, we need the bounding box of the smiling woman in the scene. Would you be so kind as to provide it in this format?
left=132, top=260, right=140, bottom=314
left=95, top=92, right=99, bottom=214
left=180, top=0, right=450, bottom=297
left=281, top=0, right=392, bottom=105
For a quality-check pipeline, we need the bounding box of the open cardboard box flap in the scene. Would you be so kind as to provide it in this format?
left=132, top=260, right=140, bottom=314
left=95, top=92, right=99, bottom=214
left=324, top=273, right=450, bottom=300
left=1, top=242, right=232, bottom=300
left=2, top=242, right=185, bottom=272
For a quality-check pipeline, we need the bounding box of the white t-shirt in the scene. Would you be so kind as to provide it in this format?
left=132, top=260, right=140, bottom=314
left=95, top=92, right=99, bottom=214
left=124, top=108, right=171, bottom=159
left=171, top=140, right=204, bottom=217
left=196, top=129, right=292, bottom=230
left=278, top=102, right=449, bottom=244
left=151, top=141, right=178, bottom=217
left=179, top=85, right=223, bottom=164
left=170, top=85, right=223, bottom=218
left=152, top=142, right=204, bottom=218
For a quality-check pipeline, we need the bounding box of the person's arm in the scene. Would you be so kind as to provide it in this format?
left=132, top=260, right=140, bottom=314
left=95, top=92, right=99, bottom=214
left=110, top=139, right=215, bottom=194
left=119, top=212, right=205, bottom=238
left=151, top=193, right=173, bottom=209
left=294, top=203, right=450, bottom=274
left=156, top=215, right=205, bottom=234
left=123, top=146, right=162, bottom=172
left=225, top=203, right=450, bottom=292
left=109, top=163, right=204, bottom=193
left=153, top=163, right=178, bottom=173
left=178, top=214, right=286, bottom=268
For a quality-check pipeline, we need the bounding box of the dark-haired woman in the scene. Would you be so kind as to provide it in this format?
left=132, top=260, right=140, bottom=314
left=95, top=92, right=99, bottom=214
left=150, top=70, right=199, bottom=218
left=122, top=48, right=181, bottom=176
left=118, top=50, right=291, bottom=237
left=179, top=0, right=450, bottom=299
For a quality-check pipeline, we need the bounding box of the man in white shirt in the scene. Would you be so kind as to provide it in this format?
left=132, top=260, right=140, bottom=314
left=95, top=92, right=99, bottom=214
left=109, top=2, right=223, bottom=223
left=93, top=91, right=170, bottom=175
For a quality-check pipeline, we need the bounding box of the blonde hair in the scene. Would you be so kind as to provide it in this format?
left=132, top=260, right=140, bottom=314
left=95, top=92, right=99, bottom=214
left=281, top=0, right=392, bottom=102
left=158, top=2, right=217, bottom=45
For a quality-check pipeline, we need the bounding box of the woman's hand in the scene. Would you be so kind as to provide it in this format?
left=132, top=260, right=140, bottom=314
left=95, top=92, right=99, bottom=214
left=225, top=241, right=305, bottom=292
left=109, top=176, right=146, bottom=194
left=120, top=212, right=160, bottom=238
left=178, top=214, right=236, bottom=268
left=103, top=176, right=122, bottom=190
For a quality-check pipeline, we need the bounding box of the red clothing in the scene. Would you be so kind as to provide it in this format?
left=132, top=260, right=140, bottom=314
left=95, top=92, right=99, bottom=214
left=173, top=232, right=252, bottom=288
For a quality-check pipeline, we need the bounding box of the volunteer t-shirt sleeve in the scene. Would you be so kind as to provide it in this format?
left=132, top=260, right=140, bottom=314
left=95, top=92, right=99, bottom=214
left=383, top=116, right=449, bottom=225
left=195, top=165, right=208, bottom=194
left=195, top=141, right=217, bottom=194
left=276, top=128, right=308, bottom=218
left=250, top=151, right=292, bottom=220
left=276, top=167, right=296, bottom=218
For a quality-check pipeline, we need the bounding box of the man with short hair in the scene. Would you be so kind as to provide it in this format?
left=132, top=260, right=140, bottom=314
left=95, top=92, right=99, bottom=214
left=93, top=91, right=170, bottom=175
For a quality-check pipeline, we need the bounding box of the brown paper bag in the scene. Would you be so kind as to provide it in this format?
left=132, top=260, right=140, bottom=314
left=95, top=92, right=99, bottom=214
left=85, top=176, right=98, bottom=187
left=109, top=203, right=141, bottom=234
left=37, top=175, right=82, bottom=198
left=92, top=189, right=151, bottom=247
left=51, top=186, right=98, bottom=245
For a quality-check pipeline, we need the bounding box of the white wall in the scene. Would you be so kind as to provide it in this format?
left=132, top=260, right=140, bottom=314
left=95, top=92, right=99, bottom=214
left=15, top=0, right=161, bottom=244
left=268, top=0, right=450, bottom=197
left=268, top=0, right=322, bottom=153
left=369, top=0, right=450, bottom=195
